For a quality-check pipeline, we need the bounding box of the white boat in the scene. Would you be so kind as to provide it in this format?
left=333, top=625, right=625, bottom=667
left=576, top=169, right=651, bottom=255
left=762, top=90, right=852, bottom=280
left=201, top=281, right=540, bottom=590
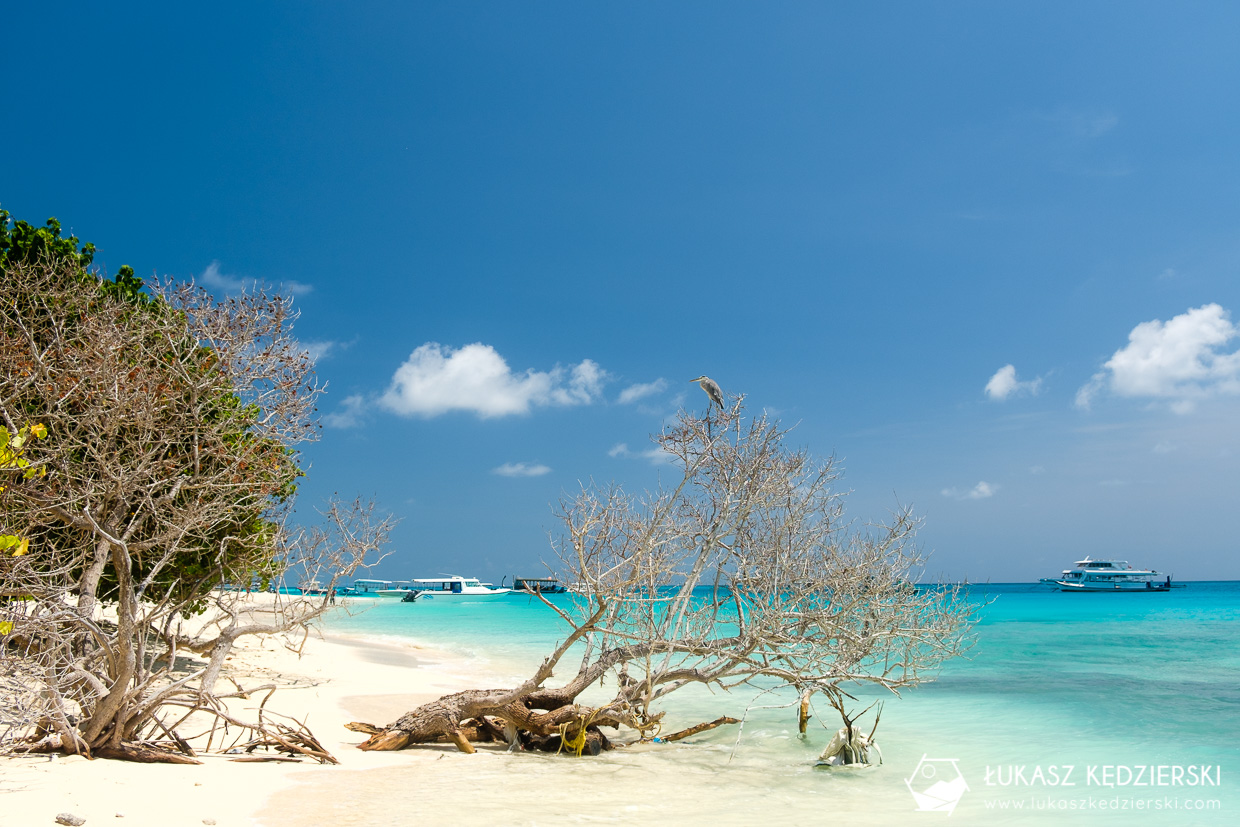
left=1039, top=558, right=1173, bottom=592
left=408, top=576, right=512, bottom=600
left=353, top=578, right=414, bottom=597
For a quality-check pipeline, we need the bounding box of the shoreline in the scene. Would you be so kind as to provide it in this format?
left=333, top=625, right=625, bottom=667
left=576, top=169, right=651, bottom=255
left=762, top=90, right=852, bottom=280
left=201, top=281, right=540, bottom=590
left=6, top=588, right=1238, bottom=826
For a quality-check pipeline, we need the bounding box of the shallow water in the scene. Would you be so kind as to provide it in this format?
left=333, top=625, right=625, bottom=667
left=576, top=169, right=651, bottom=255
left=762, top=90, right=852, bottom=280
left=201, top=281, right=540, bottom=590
left=300, top=582, right=1239, bottom=825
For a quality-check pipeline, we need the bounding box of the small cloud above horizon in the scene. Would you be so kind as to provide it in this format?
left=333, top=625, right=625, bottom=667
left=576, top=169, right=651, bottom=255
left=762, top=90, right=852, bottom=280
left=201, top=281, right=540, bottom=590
left=324, top=394, right=366, bottom=429
left=985, top=364, right=1043, bottom=401
left=942, top=481, right=997, bottom=500
left=618, top=378, right=668, bottom=405
left=302, top=336, right=357, bottom=364
left=199, top=261, right=314, bottom=297
left=303, top=340, right=339, bottom=362
left=492, top=462, right=552, bottom=478
left=609, top=442, right=674, bottom=466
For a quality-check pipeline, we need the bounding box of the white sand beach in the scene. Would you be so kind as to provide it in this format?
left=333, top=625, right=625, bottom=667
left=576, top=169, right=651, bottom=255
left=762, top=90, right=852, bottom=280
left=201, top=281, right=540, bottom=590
left=2, top=599, right=899, bottom=827
left=0, top=605, right=498, bottom=827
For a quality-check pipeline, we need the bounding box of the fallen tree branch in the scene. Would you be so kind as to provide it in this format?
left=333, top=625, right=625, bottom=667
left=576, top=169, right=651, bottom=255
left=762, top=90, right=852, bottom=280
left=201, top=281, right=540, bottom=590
left=660, top=716, right=741, bottom=743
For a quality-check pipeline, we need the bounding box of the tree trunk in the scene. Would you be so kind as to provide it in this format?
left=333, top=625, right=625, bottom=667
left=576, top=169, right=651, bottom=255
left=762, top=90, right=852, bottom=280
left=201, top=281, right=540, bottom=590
left=75, top=535, right=111, bottom=624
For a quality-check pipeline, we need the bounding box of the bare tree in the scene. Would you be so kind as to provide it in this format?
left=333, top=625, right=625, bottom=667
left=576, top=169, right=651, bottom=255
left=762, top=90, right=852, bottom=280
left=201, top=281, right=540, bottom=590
left=356, top=399, right=974, bottom=757
left=1, top=256, right=390, bottom=762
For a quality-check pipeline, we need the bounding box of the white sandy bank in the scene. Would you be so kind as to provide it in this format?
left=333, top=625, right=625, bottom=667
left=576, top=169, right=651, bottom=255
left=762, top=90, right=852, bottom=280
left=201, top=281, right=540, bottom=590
left=1, top=614, right=491, bottom=827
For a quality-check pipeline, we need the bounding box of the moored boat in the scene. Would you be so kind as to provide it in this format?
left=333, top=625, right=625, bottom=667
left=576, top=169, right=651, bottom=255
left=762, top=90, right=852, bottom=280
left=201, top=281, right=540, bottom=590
left=507, top=576, right=568, bottom=595
left=1039, top=557, right=1174, bottom=592
left=408, top=575, right=512, bottom=600
left=353, top=578, right=414, bottom=596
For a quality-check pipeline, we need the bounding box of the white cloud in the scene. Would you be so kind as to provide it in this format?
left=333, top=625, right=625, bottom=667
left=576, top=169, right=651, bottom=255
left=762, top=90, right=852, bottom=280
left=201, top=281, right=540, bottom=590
left=378, top=342, right=607, bottom=419
left=324, top=394, right=366, bottom=429
left=303, top=340, right=337, bottom=362
left=198, top=261, right=314, bottom=297
left=985, top=364, right=1043, bottom=401
left=199, top=261, right=248, bottom=293
left=609, top=442, right=674, bottom=465
left=548, top=359, right=607, bottom=407
left=302, top=336, right=357, bottom=364
left=941, top=481, right=997, bottom=500
left=492, top=462, right=551, bottom=478
left=618, top=379, right=668, bottom=405
left=281, top=280, right=314, bottom=297
left=1075, top=304, right=1240, bottom=413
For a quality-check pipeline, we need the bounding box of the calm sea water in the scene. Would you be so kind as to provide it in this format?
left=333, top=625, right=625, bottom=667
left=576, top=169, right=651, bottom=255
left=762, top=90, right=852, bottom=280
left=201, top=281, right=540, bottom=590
left=316, top=582, right=1240, bottom=825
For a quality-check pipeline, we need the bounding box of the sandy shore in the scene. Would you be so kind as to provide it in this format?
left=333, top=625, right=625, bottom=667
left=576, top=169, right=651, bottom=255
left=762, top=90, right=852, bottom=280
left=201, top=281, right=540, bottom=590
left=0, top=606, right=499, bottom=827
left=3, top=597, right=927, bottom=827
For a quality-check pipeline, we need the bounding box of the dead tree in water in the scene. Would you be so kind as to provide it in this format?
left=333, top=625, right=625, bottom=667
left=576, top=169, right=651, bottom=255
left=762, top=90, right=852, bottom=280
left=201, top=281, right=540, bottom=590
left=357, top=399, right=974, bottom=756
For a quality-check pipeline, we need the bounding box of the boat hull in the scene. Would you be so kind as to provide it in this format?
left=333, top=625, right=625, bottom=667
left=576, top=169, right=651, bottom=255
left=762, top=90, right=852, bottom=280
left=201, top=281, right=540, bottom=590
left=414, top=588, right=513, bottom=601
left=1042, top=579, right=1170, bottom=592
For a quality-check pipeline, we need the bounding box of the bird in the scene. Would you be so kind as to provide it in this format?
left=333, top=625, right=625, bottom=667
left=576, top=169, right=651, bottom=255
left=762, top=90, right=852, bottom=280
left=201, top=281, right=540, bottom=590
left=690, top=375, right=725, bottom=412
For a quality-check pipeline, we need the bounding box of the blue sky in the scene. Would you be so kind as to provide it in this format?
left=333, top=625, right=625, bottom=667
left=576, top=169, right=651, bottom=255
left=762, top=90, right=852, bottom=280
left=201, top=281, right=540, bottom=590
left=4, top=2, right=1240, bottom=581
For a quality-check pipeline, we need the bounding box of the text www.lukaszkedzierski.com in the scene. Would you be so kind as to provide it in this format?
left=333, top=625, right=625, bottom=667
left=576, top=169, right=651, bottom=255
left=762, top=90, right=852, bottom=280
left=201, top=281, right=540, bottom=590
left=984, top=796, right=1221, bottom=812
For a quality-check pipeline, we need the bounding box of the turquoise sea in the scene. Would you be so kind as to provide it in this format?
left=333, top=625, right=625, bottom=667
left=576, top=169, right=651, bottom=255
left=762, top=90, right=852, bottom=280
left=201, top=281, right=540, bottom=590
left=313, top=583, right=1240, bottom=825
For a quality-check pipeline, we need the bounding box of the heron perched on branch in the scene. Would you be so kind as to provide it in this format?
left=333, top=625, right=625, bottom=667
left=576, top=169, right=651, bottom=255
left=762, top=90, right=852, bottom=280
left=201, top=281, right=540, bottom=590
left=691, top=375, right=725, bottom=412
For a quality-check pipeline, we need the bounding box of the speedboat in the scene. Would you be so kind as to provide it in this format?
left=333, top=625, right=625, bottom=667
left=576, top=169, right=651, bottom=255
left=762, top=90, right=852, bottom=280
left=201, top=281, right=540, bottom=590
left=408, top=576, right=512, bottom=600
left=1039, top=558, right=1173, bottom=592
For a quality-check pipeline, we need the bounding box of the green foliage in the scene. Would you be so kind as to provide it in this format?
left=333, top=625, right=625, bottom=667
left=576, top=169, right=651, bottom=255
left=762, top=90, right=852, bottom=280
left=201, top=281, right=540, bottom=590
left=1, top=423, right=47, bottom=557
left=1, top=206, right=148, bottom=304
left=0, top=422, right=48, bottom=478
left=1, top=209, right=299, bottom=604
left=0, top=208, right=95, bottom=273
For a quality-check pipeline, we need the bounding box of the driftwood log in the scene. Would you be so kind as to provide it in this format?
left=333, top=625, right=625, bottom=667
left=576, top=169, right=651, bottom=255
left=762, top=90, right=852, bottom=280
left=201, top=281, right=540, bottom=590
left=353, top=688, right=626, bottom=754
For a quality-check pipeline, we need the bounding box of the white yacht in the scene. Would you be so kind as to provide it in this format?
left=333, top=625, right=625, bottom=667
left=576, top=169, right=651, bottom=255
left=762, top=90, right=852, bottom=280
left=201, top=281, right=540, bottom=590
left=407, top=575, right=512, bottom=600
left=1040, top=558, right=1172, bottom=592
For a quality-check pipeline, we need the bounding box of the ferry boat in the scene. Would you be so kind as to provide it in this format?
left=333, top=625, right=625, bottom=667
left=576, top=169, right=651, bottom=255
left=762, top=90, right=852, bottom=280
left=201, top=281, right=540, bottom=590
left=407, top=576, right=512, bottom=600
left=1040, top=558, right=1173, bottom=592
left=353, top=578, right=412, bottom=596
left=353, top=575, right=513, bottom=599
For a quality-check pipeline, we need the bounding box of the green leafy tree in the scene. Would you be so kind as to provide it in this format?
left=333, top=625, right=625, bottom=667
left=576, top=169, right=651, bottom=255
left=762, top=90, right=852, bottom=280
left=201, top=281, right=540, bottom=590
left=1, top=209, right=291, bottom=606
left=1, top=211, right=388, bottom=762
